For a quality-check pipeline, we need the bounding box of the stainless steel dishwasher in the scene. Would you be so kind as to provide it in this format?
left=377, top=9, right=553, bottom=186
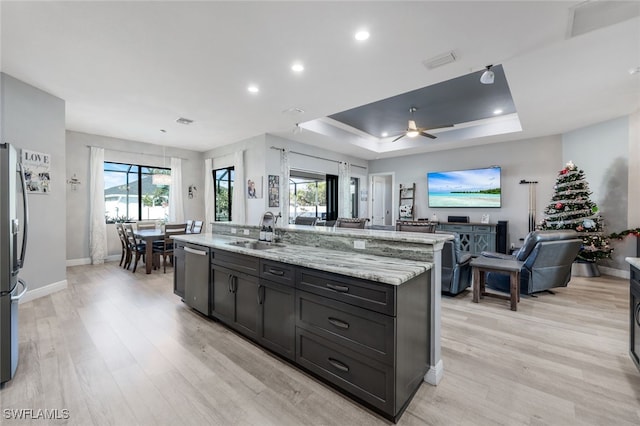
left=183, top=243, right=211, bottom=316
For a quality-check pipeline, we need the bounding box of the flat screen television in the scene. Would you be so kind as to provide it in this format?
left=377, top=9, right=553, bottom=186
left=427, top=166, right=501, bottom=208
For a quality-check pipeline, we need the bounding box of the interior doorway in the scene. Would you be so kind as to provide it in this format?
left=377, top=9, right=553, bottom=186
left=370, top=173, right=394, bottom=226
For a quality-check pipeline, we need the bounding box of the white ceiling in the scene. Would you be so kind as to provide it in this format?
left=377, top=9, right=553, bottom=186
left=1, top=1, right=639, bottom=160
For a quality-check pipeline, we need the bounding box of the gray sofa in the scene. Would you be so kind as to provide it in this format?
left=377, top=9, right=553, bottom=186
left=480, top=230, right=583, bottom=295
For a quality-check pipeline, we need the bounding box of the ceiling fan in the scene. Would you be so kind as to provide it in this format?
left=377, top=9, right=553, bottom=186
left=391, top=107, right=453, bottom=142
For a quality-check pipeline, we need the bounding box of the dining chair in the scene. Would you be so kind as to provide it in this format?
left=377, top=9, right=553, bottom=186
left=123, top=223, right=147, bottom=272
left=136, top=222, right=156, bottom=231
left=115, top=223, right=129, bottom=267
left=191, top=220, right=203, bottom=234
left=335, top=217, right=370, bottom=229
left=395, top=221, right=436, bottom=233
left=153, top=223, right=188, bottom=272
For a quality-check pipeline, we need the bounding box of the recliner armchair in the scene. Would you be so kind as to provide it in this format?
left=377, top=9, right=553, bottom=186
left=437, top=231, right=473, bottom=295
left=480, top=230, right=582, bottom=295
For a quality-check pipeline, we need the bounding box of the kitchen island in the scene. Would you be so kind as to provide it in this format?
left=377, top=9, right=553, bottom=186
left=173, top=224, right=451, bottom=422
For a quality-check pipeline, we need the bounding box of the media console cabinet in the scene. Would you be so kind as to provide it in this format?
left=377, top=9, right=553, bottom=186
left=436, top=221, right=508, bottom=255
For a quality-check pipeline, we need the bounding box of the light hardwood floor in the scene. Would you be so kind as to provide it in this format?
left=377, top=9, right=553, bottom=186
left=1, top=262, right=638, bottom=425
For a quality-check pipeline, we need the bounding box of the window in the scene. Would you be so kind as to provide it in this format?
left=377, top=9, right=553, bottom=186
left=104, top=162, right=170, bottom=222
left=214, top=166, right=234, bottom=221
left=289, top=173, right=327, bottom=223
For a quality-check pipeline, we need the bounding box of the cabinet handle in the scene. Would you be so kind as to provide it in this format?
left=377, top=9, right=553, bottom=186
left=327, top=357, right=349, bottom=372
left=326, top=283, right=349, bottom=293
left=232, top=276, right=238, bottom=293
left=267, top=268, right=285, bottom=276
left=635, top=303, right=640, bottom=327
left=327, top=317, right=350, bottom=329
left=257, top=285, right=263, bottom=305
left=184, top=247, right=207, bottom=256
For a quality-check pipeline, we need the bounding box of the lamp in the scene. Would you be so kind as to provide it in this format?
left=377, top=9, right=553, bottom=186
left=480, top=65, right=494, bottom=84
left=406, top=129, right=420, bottom=138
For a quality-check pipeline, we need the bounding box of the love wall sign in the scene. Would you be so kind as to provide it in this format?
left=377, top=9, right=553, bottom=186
left=22, top=149, right=51, bottom=194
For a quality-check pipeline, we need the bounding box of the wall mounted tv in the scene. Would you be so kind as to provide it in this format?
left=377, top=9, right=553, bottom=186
left=427, top=166, right=501, bottom=208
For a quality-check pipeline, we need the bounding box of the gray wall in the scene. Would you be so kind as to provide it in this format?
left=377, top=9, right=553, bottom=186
left=563, top=116, right=632, bottom=270
left=66, top=131, right=205, bottom=261
left=369, top=135, right=564, bottom=247
left=1, top=73, right=66, bottom=292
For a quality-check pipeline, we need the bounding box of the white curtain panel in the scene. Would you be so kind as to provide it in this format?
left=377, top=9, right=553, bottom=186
left=89, top=146, right=107, bottom=264
left=232, top=150, right=245, bottom=224
left=204, top=158, right=214, bottom=231
left=338, top=161, right=351, bottom=218
left=169, top=157, right=185, bottom=223
left=280, top=148, right=290, bottom=224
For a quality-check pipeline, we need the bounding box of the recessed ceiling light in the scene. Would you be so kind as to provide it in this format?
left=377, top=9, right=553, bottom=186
left=291, top=63, right=304, bottom=72
left=629, top=67, right=640, bottom=75
left=493, top=109, right=503, bottom=115
left=355, top=30, right=370, bottom=41
left=381, top=132, right=388, bottom=137
left=160, top=129, right=167, bottom=133
left=247, top=85, right=259, bottom=93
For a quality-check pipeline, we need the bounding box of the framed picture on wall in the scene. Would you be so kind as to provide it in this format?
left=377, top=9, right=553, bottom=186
left=247, top=176, right=263, bottom=199
left=268, top=175, right=279, bottom=207
left=22, top=149, right=51, bottom=194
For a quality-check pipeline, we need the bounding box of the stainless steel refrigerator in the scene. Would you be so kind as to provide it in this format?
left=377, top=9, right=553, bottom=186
left=0, top=143, right=28, bottom=385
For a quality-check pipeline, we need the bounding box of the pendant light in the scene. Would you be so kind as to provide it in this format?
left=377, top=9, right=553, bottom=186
left=480, top=65, right=494, bottom=84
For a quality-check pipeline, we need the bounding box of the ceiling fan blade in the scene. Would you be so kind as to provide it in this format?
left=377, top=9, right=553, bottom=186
left=423, top=123, right=454, bottom=130
left=419, top=131, right=437, bottom=139
left=391, top=134, right=406, bottom=142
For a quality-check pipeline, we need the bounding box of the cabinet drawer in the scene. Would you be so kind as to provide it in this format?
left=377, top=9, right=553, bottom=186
left=473, top=225, right=493, bottom=232
left=212, top=250, right=259, bottom=275
left=296, top=329, right=394, bottom=414
left=296, top=268, right=395, bottom=316
left=260, top=259, right=295, bottom=286
left=441, top=224, right=468, bottom=232
left=296, top=291, right=394, bottom=364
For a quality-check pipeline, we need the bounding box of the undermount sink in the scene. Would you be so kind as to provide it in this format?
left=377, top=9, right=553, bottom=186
left=226, top=240, right=284, bottom=250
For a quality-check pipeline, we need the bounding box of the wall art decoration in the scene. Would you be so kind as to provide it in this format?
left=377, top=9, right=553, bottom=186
left=268, top=175, right=279, bottom=207
left=22, top=149, right=51, bottom=194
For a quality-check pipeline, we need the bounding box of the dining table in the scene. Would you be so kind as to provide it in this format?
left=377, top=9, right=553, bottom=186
left=133, top=229, right=167, bottom=274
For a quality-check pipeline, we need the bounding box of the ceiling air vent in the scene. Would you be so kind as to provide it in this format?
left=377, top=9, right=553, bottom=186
left=422, top=51, right=457, bottom=70
left=568, top=0, right=640, bottom=38
left=176, top=117, right=194, bottom=125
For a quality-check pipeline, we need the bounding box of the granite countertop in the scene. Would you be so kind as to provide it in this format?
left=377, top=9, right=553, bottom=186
left=173, top=233, right=432, bottom=286
left=625, top=257, right=640, bottom=269
left=213, top=222, right=453, bottom=246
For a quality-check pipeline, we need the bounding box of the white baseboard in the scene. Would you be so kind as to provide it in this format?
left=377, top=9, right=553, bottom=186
left=424, top=359, right=444, bottom=386
left=599, top=265, right=629, bottom=279
left=20, top=279, right=67, bottom=304
left=67, top=255, right=121, bottom=267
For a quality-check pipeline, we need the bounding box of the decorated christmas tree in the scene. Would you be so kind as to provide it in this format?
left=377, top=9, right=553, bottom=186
left=538, top=161, right=612, bottom=262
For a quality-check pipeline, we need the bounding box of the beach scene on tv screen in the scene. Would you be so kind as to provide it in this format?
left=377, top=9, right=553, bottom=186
left=428, top=168, right=501, bottom=208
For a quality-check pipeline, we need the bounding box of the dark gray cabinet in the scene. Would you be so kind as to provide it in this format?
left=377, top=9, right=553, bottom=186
left=183, top=243, right=210, bottom=316
left=258, top=278, right=295, bottom=360
left=630, top=265, right=640, bottom=372
left=173, top=242, right=185, bottom=298
left=211, top=264, right=259, bottom=339
left=295, top=267, right=429, bottom=421
left=180, top=243, right=429, bottom=422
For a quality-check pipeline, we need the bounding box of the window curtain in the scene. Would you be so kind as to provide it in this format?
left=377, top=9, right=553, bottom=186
left=232, top=150, right=245, bottom=223
left=204, top=158, right=214, bottom=231
left=338, top=161, right=351, bottom=218
left=280, top=148, right=290, bottom=224
left=89, top=147, right=107, bottom=264
left=169, top=157, right=185, bottom=223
